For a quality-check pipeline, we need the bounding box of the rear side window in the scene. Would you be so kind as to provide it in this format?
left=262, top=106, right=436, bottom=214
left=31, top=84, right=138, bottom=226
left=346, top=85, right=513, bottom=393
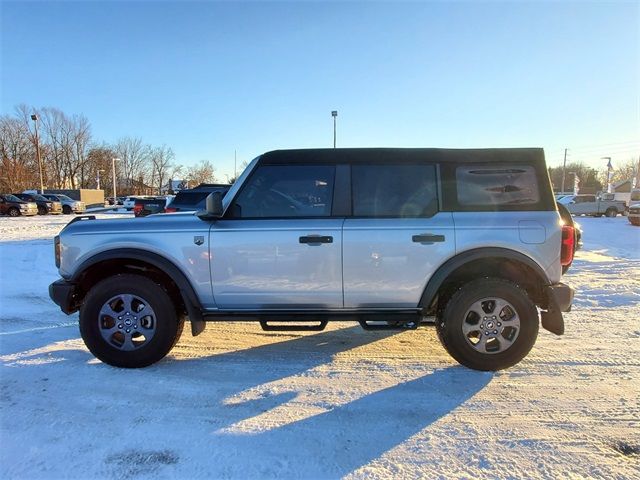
left=232, top=165, right=335, bottom=218
left=456, top=165, right=539, bottom=207
left=352, top=164, right=438, bottom=217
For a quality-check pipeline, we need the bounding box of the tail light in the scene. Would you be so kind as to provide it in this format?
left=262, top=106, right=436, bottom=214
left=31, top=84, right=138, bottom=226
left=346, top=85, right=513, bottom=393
left=561, top=225, right=575, bottom=266
left=133, top=204, right=143, bottom=216
left=164, top=207, right=177, bottom=213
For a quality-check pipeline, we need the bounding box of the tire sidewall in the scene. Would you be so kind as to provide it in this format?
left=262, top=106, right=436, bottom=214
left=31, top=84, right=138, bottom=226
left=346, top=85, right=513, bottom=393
left=79, top=274, right=179, bottom=368
left=439, top=279, right=539, bottom=371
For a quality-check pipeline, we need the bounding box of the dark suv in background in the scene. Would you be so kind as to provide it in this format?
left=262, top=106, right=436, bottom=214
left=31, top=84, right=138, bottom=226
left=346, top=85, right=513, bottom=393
left=164, top=184, right=230, bottom=213
left=0, top=194, right=38, bottom=216
left=14, top=192, right=62, bottom=215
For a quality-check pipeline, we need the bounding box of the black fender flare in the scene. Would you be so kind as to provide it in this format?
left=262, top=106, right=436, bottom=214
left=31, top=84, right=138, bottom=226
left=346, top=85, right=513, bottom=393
left=71, top=248, right=205, bottom=336
left=419, top=247, right=551, bottom=309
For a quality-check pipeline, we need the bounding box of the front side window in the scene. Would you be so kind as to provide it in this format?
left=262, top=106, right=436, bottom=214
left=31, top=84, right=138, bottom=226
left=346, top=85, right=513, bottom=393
left=352, top=164, right=438, bottom=217
left=231, top=165, right=335, bottom=218
left=456, top=165, right=539, bottom=206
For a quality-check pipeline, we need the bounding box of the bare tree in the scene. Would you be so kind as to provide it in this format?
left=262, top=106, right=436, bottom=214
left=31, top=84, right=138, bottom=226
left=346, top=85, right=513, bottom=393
left=0, top=115, right=38, bottom=192
left=185, top=160, right=217, bottom=186
left=113, top=137, right=151, bottom=194
left=149, top=145, right=175, bottom=194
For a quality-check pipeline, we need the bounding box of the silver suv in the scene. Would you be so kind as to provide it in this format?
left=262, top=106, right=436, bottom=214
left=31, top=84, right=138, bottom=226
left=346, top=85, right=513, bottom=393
left=49, top=148, right=575, bottom=370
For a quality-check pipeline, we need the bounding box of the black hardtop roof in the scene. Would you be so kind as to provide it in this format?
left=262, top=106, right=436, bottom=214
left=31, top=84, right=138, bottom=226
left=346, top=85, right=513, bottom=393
left=260, top=147, right=545, bottom=165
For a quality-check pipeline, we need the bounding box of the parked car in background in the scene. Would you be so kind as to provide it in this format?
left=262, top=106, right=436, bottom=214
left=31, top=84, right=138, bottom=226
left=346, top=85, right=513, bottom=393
left=164, top=184, right=230, bottom=213
left=559, top=194, right=626, bottom=217
left=14, top=192, right=62, bottom=215
left=123, top=196, right=151, bottom=211
left=0, top=194, right=38, bottom=216
left=42, top=194, right=86, bottom=214
left=105, top=197, right=124, bottom=206
left=627, top=189, right=640, bottom=226
left=133, top=196, right=173, bottom=217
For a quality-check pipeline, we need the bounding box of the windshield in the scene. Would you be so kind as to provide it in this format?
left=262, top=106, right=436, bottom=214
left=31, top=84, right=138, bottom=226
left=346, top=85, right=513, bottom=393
left=56, top=194, right=73, bottom=201
left=4, top=194, right=22, bottom=202
left=32, top=194, right=48, bottom=201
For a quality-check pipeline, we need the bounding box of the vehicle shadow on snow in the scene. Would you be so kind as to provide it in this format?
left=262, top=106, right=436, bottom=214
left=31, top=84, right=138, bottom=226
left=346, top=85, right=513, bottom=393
left=159, top=326, right=492, bottom=478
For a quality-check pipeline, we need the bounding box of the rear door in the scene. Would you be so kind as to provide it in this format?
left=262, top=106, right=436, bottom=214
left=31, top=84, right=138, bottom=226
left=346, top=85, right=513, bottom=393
left=210, top=163, right=343, bottom=309
left=343, top=163, right=455, bottom=308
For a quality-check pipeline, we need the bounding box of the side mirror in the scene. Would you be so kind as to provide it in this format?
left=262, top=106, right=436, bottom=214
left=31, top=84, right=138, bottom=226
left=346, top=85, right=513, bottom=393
left=197, top=191, right=224, bottom=220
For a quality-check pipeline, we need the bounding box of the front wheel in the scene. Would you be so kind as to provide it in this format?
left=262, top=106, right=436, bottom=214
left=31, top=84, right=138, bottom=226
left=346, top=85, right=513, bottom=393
left=436, top=278, right=539, bottom=371
left=79, top=274, right=183, bottom=368
left=8, top=207, right=20, bottom=217
left=62, top=205, right=72, bottom=214
left=605, top=208, right=617, bottom=217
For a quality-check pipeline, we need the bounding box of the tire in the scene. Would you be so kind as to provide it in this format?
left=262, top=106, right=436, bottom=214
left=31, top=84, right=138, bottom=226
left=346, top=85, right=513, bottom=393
left=63, top=205, right=72, bottom=214
left=436, top=278, right=539, bottom=371
left=37, top=206, right=47, bottom=215
left=8, top=207, right=20, bottom=217
left=605, top=208, right=617, bottom=217
left=79, top=274, right=182, bottom=368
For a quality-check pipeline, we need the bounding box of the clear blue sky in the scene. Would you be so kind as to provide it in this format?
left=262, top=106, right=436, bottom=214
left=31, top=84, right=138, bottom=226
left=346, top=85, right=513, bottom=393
left=2, top=1, right=638, bottom=179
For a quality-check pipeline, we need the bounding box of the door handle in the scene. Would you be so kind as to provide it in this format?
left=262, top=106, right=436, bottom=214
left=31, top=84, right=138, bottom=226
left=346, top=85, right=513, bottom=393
left=299, top=235, right=333, bottom=245
left=412, top=233, right=445, bottom=244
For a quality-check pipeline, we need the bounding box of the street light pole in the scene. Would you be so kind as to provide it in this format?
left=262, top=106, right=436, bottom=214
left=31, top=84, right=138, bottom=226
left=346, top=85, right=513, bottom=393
left=602, top=157, right=612, bottom=193
left=97, top=169, right=104, bottom=190
left=112, top=158, right=120, bottom=200
left=561, top=148, right=568, bottom=193
left=331, top=110, right=338, bottom=148
left=31, top=114, right=44, bottom=194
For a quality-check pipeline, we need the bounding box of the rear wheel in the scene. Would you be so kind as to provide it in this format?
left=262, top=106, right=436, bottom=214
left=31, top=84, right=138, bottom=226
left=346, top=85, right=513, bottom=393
left=79, top=274, right=183, bottom=368
left=37, top=205, right=47, bottom=215
left=436, top=278, right=539, bottom=371
left=63, top=205, right=72, bottom=214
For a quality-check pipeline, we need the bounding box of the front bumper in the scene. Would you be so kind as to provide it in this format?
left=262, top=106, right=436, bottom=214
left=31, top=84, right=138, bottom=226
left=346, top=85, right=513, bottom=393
left=540, top=282, right=574, bottom=335
left=49, top=279, right=80, bottom=314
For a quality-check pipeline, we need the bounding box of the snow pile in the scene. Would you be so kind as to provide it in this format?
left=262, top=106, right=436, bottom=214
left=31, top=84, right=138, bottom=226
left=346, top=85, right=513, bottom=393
left=0, top=215, right=638, bottom=479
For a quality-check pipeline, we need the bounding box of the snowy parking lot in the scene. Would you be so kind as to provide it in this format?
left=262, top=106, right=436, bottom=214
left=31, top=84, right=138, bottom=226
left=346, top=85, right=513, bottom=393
left=1, top=213, right=639, bottom=479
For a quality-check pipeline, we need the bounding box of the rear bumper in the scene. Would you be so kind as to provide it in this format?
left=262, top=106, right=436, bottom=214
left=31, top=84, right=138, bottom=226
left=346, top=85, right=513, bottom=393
left=546, top=282, right=574, bottom=312
left=49, top=279, right=79, bottom=315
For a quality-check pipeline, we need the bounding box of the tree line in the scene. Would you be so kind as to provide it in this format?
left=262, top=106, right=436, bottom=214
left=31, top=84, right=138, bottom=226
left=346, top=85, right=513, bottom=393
left=0, top=104, right=218, bottom=195
left=547, top=158, right=639, bottom=194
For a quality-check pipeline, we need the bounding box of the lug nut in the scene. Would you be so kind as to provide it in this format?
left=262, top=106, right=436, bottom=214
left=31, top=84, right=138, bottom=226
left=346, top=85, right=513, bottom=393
left=485, top=331, right=489, bottom=335
left=493, top=330, right=498, bottom=334
left=134, top=324, right=138, bottom=329
left=498, top=322, right=502, bottom=327
left=118, top=324, right=123, bottom=329
left=118, top=316, right=122, bottom=320
left=126, top=329, right=130, bottom=333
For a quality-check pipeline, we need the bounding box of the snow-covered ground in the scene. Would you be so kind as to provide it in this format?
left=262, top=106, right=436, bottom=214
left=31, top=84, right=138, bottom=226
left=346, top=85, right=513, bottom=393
left=1, top=214, right=639, bottom=479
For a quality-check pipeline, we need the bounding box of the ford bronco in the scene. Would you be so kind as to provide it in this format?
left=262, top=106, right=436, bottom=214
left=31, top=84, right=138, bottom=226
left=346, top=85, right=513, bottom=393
left=49, top=148, right=574, bottom=370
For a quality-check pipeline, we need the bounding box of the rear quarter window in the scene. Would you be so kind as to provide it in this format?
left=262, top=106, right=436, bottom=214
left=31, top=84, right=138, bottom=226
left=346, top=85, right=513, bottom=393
left=455, top=165, right=540, bottom=208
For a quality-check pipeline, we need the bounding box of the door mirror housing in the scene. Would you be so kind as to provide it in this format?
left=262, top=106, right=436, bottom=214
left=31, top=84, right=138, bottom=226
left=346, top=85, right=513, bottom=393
left=197, top=191, right=224, bottom=220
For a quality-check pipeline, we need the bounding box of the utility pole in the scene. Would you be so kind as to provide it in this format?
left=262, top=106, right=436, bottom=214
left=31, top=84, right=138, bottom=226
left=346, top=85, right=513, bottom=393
left=112, top=158, right=120, bottom=200
left=31, top=114, right=45, bottom=194
left=331, top=110, right=338, bottom=148
left=234, top=150, right=237, bottom=179
left=602, top=157, right=613, bottom=193
left=560, top=148, right=568, bottom=193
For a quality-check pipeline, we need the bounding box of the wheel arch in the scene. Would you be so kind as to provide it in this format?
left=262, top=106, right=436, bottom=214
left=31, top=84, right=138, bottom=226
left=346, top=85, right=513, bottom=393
left=419, top=247, right=551, bottom=313
left=71, top=248, right=205, bottom=335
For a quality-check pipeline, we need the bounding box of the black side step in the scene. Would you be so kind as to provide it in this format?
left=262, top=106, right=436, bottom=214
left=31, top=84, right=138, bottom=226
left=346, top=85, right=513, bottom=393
left=359, top=320, right=419, bottom=331
left=259, top=320, right=328, bottom=332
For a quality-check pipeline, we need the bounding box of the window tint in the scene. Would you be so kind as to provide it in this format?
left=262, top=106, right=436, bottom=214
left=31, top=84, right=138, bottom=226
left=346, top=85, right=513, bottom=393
left=456, top=165, right=539, bottom=206
left=232, top=165, right=335, bottom=218
left=352, top=164, right=438, bottom=217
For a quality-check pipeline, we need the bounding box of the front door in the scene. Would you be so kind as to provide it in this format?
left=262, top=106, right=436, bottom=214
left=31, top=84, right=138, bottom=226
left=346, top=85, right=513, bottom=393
left=210, top=163, right=343, bottom=309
